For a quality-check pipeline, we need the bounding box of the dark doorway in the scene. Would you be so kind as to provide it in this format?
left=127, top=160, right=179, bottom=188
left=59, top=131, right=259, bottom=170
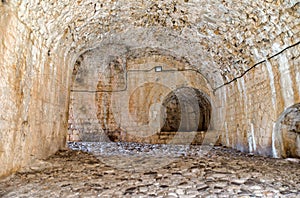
left=161, top=87, right=211, bottom=132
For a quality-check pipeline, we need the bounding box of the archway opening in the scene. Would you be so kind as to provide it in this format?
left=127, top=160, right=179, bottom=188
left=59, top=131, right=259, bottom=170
left=275, top=103, right=300, bottom=158
left=67, top=47, right=216, bottom=144
left=161, top=87, right=211, bottom=132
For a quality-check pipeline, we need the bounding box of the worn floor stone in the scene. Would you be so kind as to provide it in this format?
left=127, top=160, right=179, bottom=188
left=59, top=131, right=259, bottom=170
left=0, top=142, right=299, bottom=197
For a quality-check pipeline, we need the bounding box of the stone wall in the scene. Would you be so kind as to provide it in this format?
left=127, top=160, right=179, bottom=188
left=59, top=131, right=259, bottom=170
left=0, top=0, right=299, bottom=178
left=219, top=45, right=300, bottom=157
left=106, top=131, right=220, bottom=145
left=68, top=49, right=216, bottom=142
left=0, top=5, right=70, bottom=177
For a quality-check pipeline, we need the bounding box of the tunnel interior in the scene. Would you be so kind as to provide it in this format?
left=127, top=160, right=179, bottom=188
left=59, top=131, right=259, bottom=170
left=161, top=87, right=211, bottom=132
left=0, top=0, right=300, bottom=180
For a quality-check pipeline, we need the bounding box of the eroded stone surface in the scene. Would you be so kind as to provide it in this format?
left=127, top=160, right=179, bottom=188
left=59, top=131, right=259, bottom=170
left=0, top=0, right=300, bottom=178
left=0, top=142, right=299, bottom=197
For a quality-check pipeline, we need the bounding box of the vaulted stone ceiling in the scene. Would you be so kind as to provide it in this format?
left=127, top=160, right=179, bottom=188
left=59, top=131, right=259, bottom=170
left=0, top=0, right=299, bottom=178
left=8, top=0, right=300, bottom=88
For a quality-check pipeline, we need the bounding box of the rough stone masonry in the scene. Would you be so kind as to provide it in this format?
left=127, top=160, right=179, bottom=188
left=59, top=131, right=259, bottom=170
left=0, top=0, right=299, bottom=179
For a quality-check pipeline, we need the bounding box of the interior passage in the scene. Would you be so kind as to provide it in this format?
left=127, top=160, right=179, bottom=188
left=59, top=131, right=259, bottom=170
left=0, top=0, right=299, bottom=197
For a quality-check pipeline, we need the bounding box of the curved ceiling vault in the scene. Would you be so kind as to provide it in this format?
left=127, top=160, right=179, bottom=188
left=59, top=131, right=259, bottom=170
left=0, top=0, right=299, bottom=178
left=9, top=0, right=300, bottom=89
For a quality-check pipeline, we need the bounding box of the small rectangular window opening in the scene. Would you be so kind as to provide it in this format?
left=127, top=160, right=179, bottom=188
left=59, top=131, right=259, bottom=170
left=155, top=66, right=162, bottom=72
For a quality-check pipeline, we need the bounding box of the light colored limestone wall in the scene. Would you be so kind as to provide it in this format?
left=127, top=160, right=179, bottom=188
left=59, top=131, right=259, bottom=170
left=69, top=50, right=215, bottom=142
left=1, top=0, right=299, bottom=178
left=0, top=5, right=70, bottom=177
left=16, top=0, right=300, bottom=90
left=220, top=44, right=300, bottom=157
left=64, top=0, right=299, bottom=156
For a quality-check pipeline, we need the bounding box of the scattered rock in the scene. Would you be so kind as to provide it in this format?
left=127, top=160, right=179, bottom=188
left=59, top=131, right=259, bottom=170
left=0, top=142, right=299, bottom=197
left=231, top=178, right=248, bottom=185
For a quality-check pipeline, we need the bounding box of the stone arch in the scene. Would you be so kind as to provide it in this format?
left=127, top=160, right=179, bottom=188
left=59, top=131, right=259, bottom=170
left=273, top=103, right=300, bottom=158
left=68, top=44, right=221, bottom=143
left=161, top=87, right=212, bottom=132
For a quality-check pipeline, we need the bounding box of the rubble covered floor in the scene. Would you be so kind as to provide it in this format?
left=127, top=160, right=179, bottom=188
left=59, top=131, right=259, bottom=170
left=0, top=142, right=299, bottom=197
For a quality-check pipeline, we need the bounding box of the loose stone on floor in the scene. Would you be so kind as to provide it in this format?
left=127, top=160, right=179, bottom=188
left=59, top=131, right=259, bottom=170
left=0, top=142, right=299, bottom=197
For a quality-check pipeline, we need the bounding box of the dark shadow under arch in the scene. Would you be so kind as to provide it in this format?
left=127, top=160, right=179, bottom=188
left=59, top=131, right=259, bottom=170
left=161, top=87, right=211, bottom=132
